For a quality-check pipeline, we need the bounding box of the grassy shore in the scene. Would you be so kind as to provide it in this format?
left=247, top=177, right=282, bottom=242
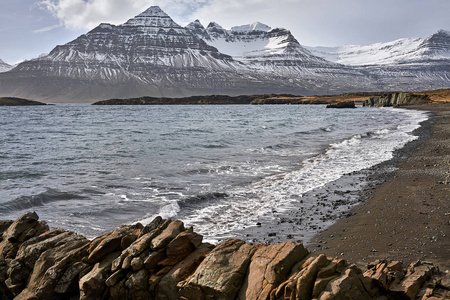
left=312, top=102, right=450, bottom=271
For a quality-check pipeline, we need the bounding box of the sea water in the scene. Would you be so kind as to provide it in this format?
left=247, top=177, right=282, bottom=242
left=0, top=104, right=428, bottom=241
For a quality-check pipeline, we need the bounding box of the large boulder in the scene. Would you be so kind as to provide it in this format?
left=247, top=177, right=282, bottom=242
left=238, top=241, right=309, bottom=300
left=14, top=234, right=89, bottom=300
left=179, top=239, right=257, bottom=299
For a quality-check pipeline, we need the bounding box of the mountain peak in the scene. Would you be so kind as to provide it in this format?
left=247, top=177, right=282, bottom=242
left=138, top=6, right=169, bottom=18
left=435, top=29, right=450, bottom=36
left=186, top=19, right=210, bottom=40
left=186, top=19, right=205, bottom=30
left=124, top=6, right=177, bottom=27
left=231, top=22, right=271, bottom=33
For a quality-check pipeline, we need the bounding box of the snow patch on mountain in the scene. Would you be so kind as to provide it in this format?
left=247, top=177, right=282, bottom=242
left=306, top=29, right=450, bottom=66
left=305, top=38, right=424, bottom=66
left=231, top=22, right=271, bottom=33
left=0, top=59, right=13, bottom=73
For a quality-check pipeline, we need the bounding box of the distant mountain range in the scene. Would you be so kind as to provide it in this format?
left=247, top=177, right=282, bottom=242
left=0, top=6, right=449, bottom=102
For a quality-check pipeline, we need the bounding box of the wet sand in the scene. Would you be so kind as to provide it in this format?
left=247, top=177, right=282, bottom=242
left=312, top=103, right=450, bottom=271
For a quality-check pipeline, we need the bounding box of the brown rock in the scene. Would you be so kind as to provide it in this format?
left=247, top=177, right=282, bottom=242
left=111, top=228, right=162, bottom=272
left=87, top=224, right=143, bottom=263
left=313, top=276, right=339, bottom=299
left=2, top=212, right=39, bottom=243
left=296, top=254, right=330, bottom=300
left=54, top=261, right=90, bottom=294
left=0, top=220, right=13, bottom=238
left=125, top=269, right=148, bottom=290
left=14, top=235, right=89, bottom=300
left=79, top=251, right=121, bottom=300
left=121, top=224, right=143, bottom=249
left=131, top=255, right=144, bottom=271
left=144, top=248, right=166, bottom=270
left=390, top=261, right=438, bottom=299
left=0, top=212, right=46, bottom=260
left=319, top=268, right=372, bottom=300
left=158, top=243, right=214, bottom=300
left=238, top=241, right=309, bottom=300
left=110, top=278, right=129, bottom=300
left=151, top=220, right=185, bottom=250
left=138, top=216, right=164, bottom=238
left=180, top=239, right=256, bottom=299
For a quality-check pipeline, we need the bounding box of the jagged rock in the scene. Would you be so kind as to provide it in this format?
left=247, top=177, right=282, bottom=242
left=364, top=260, right=406, bottom=291
left=79, top=251, right=120, bottom=300
left=180, top=239, right=257, bottom=299
left=1, top=212, right=39, bottom=243
left=319, top=268, right=373, bottom=300
left=125, top=269, right=148, bottom=290
left=158, top=243, right=215, bottom=299
left=390, top=261, right=439, bottom=299
left=1, top=213, right=449, bottom=300
left=15, top=235, right=89, bottom=300
left=238, top=241, right=309, bottom=300
left=106, top=269, right=127, bottom=287
left=112, top=228, right=162, bottom=272
left=158, top=228, right=203, bottom=266
left=0, top=258, right=14, bottom=300
left=54, top=261, right=91, bottom=294
left=131, top=255, right=145, bottom=271
left=143, top=248, right=166, bottom=270
left=0, top=212, right=48, bottom=260
left=151, top=220, right=185, bottom=250
left=0, top=220, right=13, bottom=238
left=296, top=254, right=331, bottom=300
left=87, top=224, right=143, bottom=263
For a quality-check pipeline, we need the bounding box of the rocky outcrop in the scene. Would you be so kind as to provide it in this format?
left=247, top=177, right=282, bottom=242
left=363, top=92, right=431, bottom=107
left=326, top=101, right=356, bottom=108
left=0, top=213, right=449, bottom=300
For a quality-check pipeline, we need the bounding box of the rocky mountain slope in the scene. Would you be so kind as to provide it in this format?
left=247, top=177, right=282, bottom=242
left=0, top=6, right=448, bottom=102
left=1, top=213, right=448, bottom=299
left=0, top=59, right=12, bottom=73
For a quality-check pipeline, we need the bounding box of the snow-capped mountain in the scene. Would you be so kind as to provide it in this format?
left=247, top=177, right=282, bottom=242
left=0, top=6, right=448, bottom=102
left=187, top=20, right=370, bottom=87
left=305, top=38, right=424, bottom=66
left=306, top=29, right=450, bottom=90
left=0, top=59, right=12, bottom=73
left=306, top=29, right=450, bottom=66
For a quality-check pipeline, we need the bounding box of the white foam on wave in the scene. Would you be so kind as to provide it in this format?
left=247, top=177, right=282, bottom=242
left=136, top=200, right=181, bottom=224
left=179, top=108, right=429, bottom=242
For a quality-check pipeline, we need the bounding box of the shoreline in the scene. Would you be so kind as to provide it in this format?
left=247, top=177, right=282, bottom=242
left=231, top=103, right=449, bottom=271
left=312, top=103, right=450, bottom=270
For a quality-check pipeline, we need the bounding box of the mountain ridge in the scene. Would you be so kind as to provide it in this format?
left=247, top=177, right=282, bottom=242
left=0, top=6, right=448, bottom=102
left=0, top=59, right=12, bottom=73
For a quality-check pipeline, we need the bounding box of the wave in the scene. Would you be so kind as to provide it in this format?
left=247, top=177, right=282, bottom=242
left=0, top=189, right=89, bottom=213
left=178, top=108, right=429, bottom=242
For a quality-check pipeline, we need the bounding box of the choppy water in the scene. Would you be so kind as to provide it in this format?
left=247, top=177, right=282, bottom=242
left=0, top=104, right=428, bottom=241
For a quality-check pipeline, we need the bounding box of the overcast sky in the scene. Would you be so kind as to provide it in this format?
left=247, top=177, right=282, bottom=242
left=1, top=0, right=449, bottom=64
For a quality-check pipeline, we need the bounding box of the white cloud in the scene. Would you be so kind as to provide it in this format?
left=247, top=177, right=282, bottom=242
left=38, top=0, right=208, bottom=30
left=37, top=0, right=450, bottom=47
left=33, top=23, right=63, bottom=33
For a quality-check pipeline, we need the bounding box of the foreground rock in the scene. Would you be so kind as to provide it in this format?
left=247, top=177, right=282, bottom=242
left=0, top=97, right=47, bottom=106
left=0, top=213, right=448, bottom=299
